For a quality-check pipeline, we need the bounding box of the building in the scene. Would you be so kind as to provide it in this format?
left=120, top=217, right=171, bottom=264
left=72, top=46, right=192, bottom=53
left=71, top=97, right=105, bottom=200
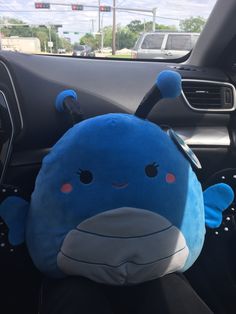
left=1, top=36, right=41, bottom=53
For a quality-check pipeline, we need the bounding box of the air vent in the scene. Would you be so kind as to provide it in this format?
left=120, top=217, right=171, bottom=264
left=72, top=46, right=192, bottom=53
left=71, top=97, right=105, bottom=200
left=170, top=65, right=202, bottom=72
left=182, top=80, right=235, bottom=112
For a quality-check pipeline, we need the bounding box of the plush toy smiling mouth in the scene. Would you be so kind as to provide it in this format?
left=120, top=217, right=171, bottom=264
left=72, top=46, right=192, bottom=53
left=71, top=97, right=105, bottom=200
left=112, top=182, right=129, bottom=189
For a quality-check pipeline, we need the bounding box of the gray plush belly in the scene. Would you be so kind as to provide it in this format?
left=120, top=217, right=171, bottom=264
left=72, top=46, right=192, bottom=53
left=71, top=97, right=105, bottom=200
left=57, top=207, right=189, bottom=285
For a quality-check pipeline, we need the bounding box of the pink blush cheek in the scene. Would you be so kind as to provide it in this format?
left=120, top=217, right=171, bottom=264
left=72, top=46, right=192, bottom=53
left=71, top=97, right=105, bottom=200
left=61, top=183, right=73, bottom=194
left=166, top=173, right=176, bottom=184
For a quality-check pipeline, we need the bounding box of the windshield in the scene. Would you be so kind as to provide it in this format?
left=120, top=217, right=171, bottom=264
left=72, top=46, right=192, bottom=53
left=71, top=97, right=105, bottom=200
left=74, top=45, right=85, bottom=51
left=0, top=0, right=217, bottom=60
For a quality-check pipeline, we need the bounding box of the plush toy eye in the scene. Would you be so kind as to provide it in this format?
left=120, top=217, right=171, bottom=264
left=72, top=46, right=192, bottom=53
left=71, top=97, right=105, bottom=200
left=78, top=169, right=93, bottom=184
left=145, top=163, right=158, bottom=177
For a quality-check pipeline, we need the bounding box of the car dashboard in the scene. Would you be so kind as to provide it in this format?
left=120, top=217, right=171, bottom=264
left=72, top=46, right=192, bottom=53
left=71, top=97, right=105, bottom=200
left=0, top=52, right=233, bottom=178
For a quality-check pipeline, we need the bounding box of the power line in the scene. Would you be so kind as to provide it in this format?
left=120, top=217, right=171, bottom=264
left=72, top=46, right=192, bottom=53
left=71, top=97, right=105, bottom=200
left=118, top=10, right=153, bottom=18
left=156, top=15, right=185, bottom=21
left=0, top=9, right=183, bottom=21
left=0, top=10, right=86, bottom=12
left=0, top=9, right=185, bottom=23
left=118, top=10, right=185, bottom=21
left=117, top=0, right=126, bottom=6
left=0, top=21, right=91, bottom=27
left=0, top=2, right=32, bottom=21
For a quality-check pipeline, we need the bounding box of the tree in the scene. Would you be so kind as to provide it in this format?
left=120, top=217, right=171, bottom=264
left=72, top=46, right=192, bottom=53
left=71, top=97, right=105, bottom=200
left=116, top=27, right=137, bottom=49
left=33, top=30, right=48, bottom=51
left=127, top=19, right=177, bottom=33
left=101, top=22, right=178, bottom=51
left=0, top=17, right=72, bottom=53
left=0, top=17, right=33, bottom=37
left=180, top=16, right=206, bottom=33
left=31, top=25, right=57, bottom=52
left=143, top=22, right=177, bottom=32
left=103, top=26, right=113, bottom=48
left=59, top=38, right=72, bottom=52
left=102, top=25, right=137, bottom=50
left=80, top=33, right=99, bottom=50
left=127, top=20, right=143, bottom=33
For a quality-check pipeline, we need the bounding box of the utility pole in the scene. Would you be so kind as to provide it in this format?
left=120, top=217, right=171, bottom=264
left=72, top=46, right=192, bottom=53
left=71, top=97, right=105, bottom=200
left=152, top=8, right=157, bottom=31
left=48, top=25, right=52, bottom=53
left=101, top=14, right=104, bottom=53
left=112, top=0, right=116, bottom=55
left=55, top=30, right=58, bottom=52
left=101, top=31, right=104, bottom=53
left=98, top=0, right=101, bottom=32
left=91, top=19, right=95, bottom=33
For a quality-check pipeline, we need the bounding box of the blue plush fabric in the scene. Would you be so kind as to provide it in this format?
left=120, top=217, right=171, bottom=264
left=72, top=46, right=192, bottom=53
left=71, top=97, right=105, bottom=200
left=157, top=70, right=182, bottom=98
left=23, top=113, right=229, bottom=279
left=0, top=196, right=29, bottom=245
left=55, top=89, right=78, bottom=112
left=0, top=70, right=234, bottom=284
left=0, top=112, right=233, bottom=281
left=204, top=183, right=234, bottom=228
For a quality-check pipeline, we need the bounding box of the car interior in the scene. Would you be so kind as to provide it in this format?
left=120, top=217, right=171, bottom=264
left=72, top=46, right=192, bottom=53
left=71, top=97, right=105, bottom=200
left=1, top=0, right=236, bottom=313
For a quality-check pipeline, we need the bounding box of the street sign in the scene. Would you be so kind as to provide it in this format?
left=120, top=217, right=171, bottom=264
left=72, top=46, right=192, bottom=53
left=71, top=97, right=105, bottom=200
left=48, top=41, right=53, bottom=48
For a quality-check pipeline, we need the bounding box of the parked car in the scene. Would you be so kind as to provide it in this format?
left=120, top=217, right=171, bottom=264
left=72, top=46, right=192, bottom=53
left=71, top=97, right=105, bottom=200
left=72, top=45, right=95, bottom=57
left=131, top=32, right=200, bottom=59
left=57, top=48, right=66, bottom=54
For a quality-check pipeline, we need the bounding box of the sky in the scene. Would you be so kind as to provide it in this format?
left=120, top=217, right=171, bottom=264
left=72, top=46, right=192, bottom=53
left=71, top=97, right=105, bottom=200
left=0, top=0, right=217, bottom=43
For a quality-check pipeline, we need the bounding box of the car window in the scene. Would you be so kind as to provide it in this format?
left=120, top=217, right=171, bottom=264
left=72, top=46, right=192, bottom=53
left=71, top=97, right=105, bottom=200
left=165, top=34, right=192, bottom=51
left=74, top=45, right=85, bottom=51
left=133, top=36, right=143, bottom=50
left=0, top=0, right=216, bottom=60
left=141, top=34, right=165, bottom=49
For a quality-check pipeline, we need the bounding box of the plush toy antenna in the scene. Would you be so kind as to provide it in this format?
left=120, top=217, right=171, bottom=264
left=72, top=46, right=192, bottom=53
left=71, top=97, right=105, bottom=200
left=135, top=70, right=182, bottom=119
left=55, top=90, right=83, bottom=124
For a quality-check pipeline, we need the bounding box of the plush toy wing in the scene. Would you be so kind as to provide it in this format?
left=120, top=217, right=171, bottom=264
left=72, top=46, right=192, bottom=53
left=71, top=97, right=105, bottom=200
left=204, top=183, right=234, bottom=228
left=0, top=196, right=29, bottom=245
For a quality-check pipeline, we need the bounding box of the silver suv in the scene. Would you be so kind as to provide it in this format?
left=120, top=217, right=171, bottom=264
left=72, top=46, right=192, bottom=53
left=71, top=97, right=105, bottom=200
left=131, top=32, right=199, bottom=60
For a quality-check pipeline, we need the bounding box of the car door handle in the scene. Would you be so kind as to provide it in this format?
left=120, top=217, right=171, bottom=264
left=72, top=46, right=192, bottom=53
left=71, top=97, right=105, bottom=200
left=164, top=51, right=172, bottom=56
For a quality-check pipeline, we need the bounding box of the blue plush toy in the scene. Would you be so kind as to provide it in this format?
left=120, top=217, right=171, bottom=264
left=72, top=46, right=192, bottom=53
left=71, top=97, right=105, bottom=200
left=0, top=70, right=234, bottom=286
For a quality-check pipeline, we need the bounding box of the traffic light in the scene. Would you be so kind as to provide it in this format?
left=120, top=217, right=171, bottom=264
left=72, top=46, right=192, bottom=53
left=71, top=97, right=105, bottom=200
left=99, top=5, right=111, bottom=12
left=35, top=2, right=50, bottom=9
left=71, top=4, right=83, bottom=11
